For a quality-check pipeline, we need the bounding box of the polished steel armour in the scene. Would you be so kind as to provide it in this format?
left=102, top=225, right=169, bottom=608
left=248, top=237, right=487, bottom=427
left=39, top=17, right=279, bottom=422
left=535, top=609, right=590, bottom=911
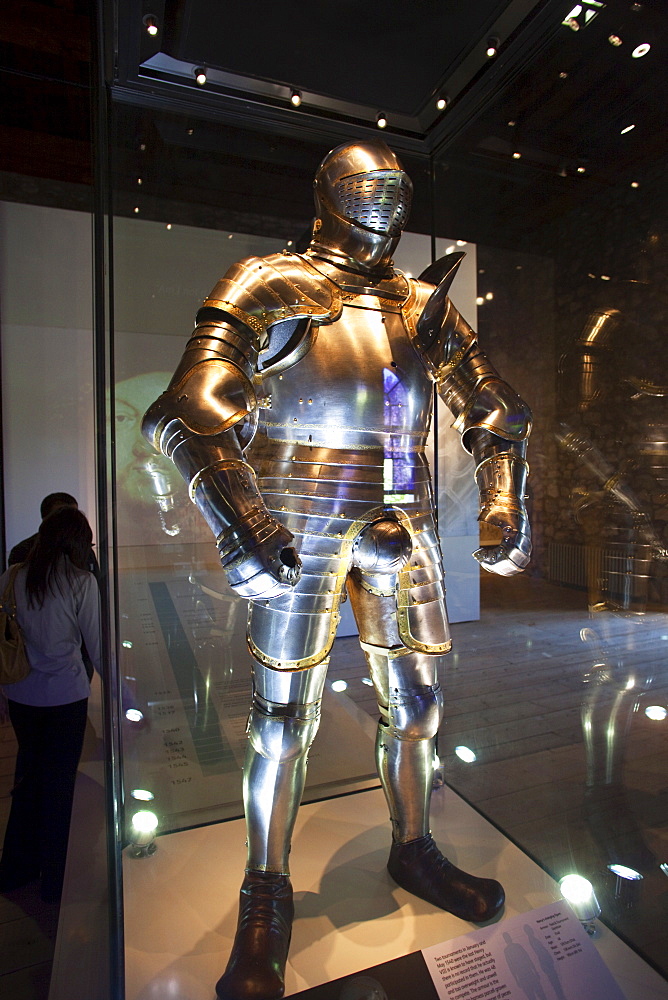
left=142, top=139, right=532, bottom=880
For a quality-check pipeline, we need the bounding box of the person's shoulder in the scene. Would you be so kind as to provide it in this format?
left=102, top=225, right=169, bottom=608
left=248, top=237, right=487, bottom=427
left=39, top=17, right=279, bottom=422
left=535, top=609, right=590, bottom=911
left=8, top=534, right=37, bottom=565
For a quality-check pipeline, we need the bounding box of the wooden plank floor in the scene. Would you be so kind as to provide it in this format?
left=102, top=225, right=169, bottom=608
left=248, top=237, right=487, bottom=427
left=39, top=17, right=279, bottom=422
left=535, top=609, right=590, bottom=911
left=0, top=719, right=57, bottom=1000
left=2, top=571, right=666, bottom=996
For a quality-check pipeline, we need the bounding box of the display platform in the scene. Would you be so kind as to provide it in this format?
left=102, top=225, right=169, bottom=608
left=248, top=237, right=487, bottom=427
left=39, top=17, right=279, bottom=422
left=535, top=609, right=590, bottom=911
left=122, top=785, right=668, bottom=1000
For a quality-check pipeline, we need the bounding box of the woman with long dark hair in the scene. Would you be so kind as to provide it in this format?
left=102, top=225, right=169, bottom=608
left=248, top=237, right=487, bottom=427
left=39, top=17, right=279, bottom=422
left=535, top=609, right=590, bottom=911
left=0, top=506, right=101, bottom=903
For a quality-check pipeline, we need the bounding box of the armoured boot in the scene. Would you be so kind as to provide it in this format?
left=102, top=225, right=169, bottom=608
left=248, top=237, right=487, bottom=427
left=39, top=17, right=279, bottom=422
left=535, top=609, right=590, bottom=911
left=387, top=834, right=505, bottom=922
left=216, top=871, right=294, bottom=1000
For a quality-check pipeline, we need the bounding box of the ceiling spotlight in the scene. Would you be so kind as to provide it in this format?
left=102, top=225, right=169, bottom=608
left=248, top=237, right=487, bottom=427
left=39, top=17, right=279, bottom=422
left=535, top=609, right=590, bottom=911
left=631, top=181, right=640, bottom=188
left=608, top=34, right=622, bottom=46
left=455, top=746, right=477, bottom=763
left=631, top=42, right=651, bottom=58
left=620, top=124, right=636, bottom=134
left=645, top=705, right=667, bottom=721
left=194, top=67, right=207, bottom=86
left=290, top=90, right=302, bottom=107
left=436, top=97, right=447, bottom=110
left=486, top=37, right=499, bottom=57
left=142, top=14, right=158, bottom=35
left=559, top=71, right=568, bottom=79
left=577, top=166, right=586, bottom=173
left=507, top=119, right=517, bottom=126
left=331, top=679, right=348, bottom=692
left=512, top=151, right=521, bottom=159
left=563, top=3, right=602, bottom=31
left=376, top=112, right=387, bottom=129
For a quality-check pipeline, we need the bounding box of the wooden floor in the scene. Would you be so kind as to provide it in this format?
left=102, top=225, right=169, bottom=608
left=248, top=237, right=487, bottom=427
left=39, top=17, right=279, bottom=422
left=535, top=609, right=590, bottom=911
left=0, top=711, right=103, bottom=999
left=2, top=571, right=667, bottom=997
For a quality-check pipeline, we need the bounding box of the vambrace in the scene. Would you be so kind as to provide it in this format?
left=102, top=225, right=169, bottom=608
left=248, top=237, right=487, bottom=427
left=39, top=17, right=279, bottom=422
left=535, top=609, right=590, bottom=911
left=141, top=314, right=300, bottom=599
left=412, top=280, right=532, bottom=574
left=437, top=343, right=532, bottom=453
left=412, top=287, right=531, bottom=451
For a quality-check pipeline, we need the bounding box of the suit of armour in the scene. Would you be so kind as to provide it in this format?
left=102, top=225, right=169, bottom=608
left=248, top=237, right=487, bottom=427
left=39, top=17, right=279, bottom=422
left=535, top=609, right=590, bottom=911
left=143, top=140, right=532, bottom=1000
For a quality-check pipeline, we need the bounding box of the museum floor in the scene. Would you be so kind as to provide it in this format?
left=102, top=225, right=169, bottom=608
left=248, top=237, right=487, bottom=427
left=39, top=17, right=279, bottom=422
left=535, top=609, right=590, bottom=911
left=1, top=572, right=667, bottom=999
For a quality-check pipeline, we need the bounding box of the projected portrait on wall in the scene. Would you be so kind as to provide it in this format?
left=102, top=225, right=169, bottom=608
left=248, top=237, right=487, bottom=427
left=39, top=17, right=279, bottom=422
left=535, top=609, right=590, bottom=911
left=113, top=372, right=210, bottom=545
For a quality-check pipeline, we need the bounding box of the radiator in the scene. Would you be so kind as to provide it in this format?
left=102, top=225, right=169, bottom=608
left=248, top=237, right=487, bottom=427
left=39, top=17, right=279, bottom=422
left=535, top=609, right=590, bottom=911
left=548, top=542, right=601, bottom=588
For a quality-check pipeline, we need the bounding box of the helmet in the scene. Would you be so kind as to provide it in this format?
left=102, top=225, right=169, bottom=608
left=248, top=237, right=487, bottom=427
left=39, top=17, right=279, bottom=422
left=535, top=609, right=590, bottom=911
left=311, top=140, right=413, bottom=271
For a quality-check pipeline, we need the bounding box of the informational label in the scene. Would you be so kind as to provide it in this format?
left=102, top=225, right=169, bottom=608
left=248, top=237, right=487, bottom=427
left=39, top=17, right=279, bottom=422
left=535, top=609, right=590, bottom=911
left=422, top=901, right=627, bottom=1000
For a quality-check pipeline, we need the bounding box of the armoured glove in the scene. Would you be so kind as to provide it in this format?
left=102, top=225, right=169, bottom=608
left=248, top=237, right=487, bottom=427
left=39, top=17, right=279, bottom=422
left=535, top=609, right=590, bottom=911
left=192, top=460, right=301, bottom=600
left=473, top=451, right=531, bottom=576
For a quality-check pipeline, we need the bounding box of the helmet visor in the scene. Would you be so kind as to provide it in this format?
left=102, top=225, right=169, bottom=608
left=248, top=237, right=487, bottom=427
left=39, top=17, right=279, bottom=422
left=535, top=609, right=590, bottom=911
left=333, top=169, right=412, bottom=236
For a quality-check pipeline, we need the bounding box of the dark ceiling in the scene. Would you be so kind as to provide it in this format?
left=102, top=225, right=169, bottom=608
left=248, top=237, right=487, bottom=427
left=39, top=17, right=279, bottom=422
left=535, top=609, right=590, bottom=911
left=0, top=0, right=666, bottom=253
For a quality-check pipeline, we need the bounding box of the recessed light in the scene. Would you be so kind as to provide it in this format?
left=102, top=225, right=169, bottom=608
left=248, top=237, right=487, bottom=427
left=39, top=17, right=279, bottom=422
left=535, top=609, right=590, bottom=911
left=376, top=113, right=387, bottom=129
left=486, top=37, right=499, bottom=57
left=608, top=864, right=642, bottom=880
left=512, top=151, right=521, bottom=159
left=608, top=34, right=622, bottom=46
left=436, top=97, right=447, bottom=110
left=142, top=14, right=158, bottom=35
left=620, top=124, right=636, bottom=134
left=290, top=90, right=302, bottom=107
left=131, top=788, right=154, bottom=801
left=631, top=181, right=639, bottom=188
left=577, top=166, right=586, bottom=173
left=194, top=67, right=207, bottom=86
left=631, top=42, right=651, bottom=58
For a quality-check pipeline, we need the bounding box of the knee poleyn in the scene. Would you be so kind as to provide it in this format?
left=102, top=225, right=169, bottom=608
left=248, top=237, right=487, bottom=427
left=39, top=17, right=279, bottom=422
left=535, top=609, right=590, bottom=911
left=247, top=706, right=321, bottom=762
left=387, top=684, right=443, bottom=741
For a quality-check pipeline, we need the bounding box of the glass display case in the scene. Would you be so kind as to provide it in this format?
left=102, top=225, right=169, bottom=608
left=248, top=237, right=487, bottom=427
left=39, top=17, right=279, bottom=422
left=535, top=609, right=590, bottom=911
left=1, top=2, right=666, bottom=998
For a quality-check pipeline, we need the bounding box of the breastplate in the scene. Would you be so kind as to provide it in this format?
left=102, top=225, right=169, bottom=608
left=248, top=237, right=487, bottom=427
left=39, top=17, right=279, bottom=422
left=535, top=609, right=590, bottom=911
left=257, top=297, right=433, bottom=454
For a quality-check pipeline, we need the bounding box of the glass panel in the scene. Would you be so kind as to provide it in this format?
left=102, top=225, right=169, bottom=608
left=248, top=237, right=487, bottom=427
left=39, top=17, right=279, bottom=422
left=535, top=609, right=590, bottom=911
left=110, top=107, right=411, bottom=836
left=430, top=38, right=668, bottom=987
left=0, top=200, right=117, bottom=996
left=110, top=6, right=667, bottom=989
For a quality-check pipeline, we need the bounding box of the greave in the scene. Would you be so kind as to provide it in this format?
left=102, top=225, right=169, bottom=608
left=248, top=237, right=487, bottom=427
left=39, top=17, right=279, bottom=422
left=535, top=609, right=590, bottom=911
left=244, top=739, right=310, bottom=874
left=375, top=722, right=434, bottom=843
